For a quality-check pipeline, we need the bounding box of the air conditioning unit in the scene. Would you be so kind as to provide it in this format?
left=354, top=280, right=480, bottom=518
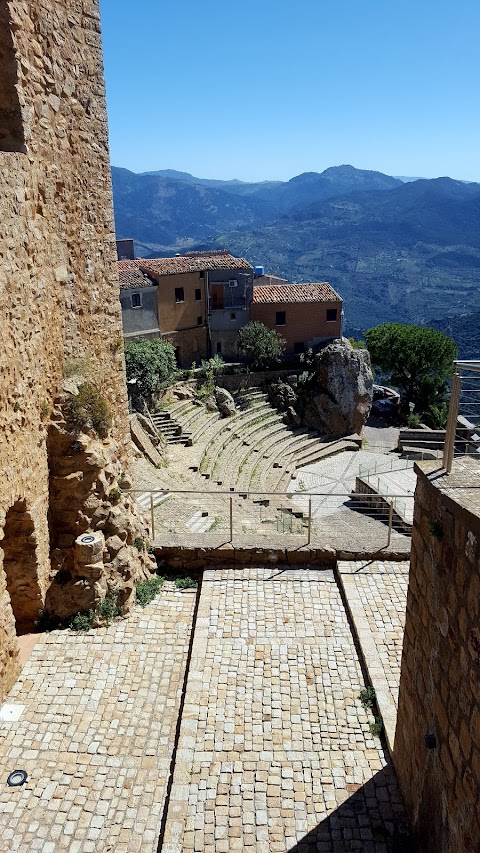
left=228, top=279, right=237, bottom=288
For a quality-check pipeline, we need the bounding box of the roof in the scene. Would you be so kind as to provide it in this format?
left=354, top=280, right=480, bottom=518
left=252, top=282, right=342, bottom=304
left=139, top=252, right=253, bottom=277
left=118, top=260, right=156, bottom=290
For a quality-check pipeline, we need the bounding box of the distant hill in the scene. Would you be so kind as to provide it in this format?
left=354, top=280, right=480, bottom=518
left=214, top=177, right=480, bottom=336
left=111, top=165, right=480, bottom=346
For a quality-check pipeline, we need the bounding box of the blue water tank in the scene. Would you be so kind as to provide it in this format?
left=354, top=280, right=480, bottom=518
left=254, top=265, right=265, bottom=276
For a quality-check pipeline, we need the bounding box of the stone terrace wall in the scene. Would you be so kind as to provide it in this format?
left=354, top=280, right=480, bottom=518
left=394, top=461, right=480, bottom=853
left=0, top=1, right=129, bottom=699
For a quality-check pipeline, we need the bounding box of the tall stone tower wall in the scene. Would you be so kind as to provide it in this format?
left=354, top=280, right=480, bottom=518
left=0, top=1, right=132, bottom=699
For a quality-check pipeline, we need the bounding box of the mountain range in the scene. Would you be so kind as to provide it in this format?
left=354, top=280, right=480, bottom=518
left=111, top=164, right=480, bottom=352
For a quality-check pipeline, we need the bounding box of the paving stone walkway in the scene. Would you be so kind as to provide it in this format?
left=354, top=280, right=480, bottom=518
left=337, top=561, right=410, bottom=751
left=0, top=583, right=195, bottom=853
left=162, top=567, right=413, bottom=852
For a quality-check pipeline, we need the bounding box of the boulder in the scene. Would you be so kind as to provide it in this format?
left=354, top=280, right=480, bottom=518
left=303, top=339, right=373, bottom=437
left=215, top=387, right=236, bottom=417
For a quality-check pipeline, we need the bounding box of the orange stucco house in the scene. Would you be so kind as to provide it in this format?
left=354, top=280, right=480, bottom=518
left=250, top=282, right=343, bottom=354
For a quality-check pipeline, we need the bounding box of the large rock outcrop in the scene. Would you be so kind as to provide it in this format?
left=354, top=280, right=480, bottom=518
left=303, top=339, right=373, bottom=436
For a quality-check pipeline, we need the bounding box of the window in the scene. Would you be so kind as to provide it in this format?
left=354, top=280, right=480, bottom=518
left=276, top=311, right=286, bottom=326
left=175, top=287, right=185, bottom=303
left=197, top=316, right=202, bottom=326
left=326, top=308, right=338, bottom=321
left=131, top=292, right=142, bottom=308
left=294, top=342, right=305, bottom=354
left=216, top=341, right=222, bottom=354
left=199, top=271, right=205, bottom=279
left=195, top=288, right=202, bottom=301
left=230, top=312, right=236, bottom=321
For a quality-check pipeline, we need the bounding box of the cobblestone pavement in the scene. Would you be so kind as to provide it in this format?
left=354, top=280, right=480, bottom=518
left=162, top=567, right=412, bottom=852
left=0, top=583, right=195, bottom=853
left=337, top=561, right=410, bottom=751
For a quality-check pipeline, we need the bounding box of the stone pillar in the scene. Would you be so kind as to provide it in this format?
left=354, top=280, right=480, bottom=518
left=394, top=460, right=480, bottom=853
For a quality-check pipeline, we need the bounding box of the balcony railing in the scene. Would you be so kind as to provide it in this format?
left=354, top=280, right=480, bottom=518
left=443, top=360, right=480, bottom=472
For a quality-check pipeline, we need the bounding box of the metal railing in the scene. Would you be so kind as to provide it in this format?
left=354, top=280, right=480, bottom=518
left=443, top=361, right=480, bottom=472
left=125, top=487, right=414, bottom=548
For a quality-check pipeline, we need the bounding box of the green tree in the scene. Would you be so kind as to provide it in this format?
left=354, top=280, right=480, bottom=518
left=237, top=321, right=286, bottom=370
left=365, top=323, right=457, bottom=424
left=124, top=338, right=177, bottom=400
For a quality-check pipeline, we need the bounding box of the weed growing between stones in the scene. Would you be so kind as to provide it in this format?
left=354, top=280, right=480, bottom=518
left=109, top=487, right=121, bottom=504
left=64, top=382, right=112, bottom=438
left=359, top=685, right=376, bottom=709
left=369, top=718, right=384, bottom=737
left=135, top=575, right=165, bottom=607
left=133, top=536, right=146, bottom=551
left=175, top=576, right=197, bottom=590
left=70, top=610, right=95, bottom=631
left=97, top=592, right=121, bottom=625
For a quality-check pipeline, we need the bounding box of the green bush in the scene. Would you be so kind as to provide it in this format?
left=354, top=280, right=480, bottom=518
left=64, top=383, right=112, bottom=438
left=135, top=575, right=164, bottom=607
left=133, top=536, right=145, bottom=552
left=124, top=339, right=177, bottom=399
left=237, top=321, right=286, bottom=370
left=407, top=413, right=421, bottom=428
left=175, top=576, right=197, bottom=590
left=109, top=487, right=122, bottom=504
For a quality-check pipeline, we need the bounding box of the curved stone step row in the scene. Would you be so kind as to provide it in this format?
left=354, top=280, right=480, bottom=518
left=187, top=396, right=276, bottom=472
left=208, top=411, right=285, bottom=486
left=232, top=421, right=302, bottom=492
left=248, top=429, right=323, bottom=492
left=196, top=402, right=277, bottom=476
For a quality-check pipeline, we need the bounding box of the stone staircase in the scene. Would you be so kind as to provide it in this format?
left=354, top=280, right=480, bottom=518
left=151, top=410, right=192, bottom=446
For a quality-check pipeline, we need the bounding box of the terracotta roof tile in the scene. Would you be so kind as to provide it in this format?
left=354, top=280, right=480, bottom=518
left=252, top=282, right=342, bottom=304
left=118, top=260, right=156, bottom=290
left=139, top=252, right=253, bottom=276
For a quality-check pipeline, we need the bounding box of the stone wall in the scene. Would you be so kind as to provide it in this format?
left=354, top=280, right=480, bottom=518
left=0, top=0, right=134, bottom=700
left=394, top=460, right=480, bottom=852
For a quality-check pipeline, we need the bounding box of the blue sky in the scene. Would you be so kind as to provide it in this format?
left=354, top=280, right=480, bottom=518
left=99, top=0, right=480, bottom=182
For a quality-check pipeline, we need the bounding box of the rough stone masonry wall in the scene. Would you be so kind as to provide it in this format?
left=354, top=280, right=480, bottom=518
left=0, top=1, right=133, bottom=700
left=394, top=463, right=480, bottom=853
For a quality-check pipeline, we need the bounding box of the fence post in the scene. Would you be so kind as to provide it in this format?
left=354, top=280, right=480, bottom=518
left=150, top=493, right=155, bottom=541
left=229, top=495, right=233, bottom=543
left=307, top=497, right=312, bottom=545
left=443, top=371, right=461, bottom=473
left=387, top=502, right=393, bottom=547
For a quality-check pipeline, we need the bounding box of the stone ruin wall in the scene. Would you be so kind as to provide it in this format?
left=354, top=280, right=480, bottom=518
left=394, top=464, right=480, bottom=852
left=0, top=0, right=149, bottom=701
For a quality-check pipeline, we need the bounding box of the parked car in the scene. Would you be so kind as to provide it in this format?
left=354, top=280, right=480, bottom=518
left=371, top=398, right=399, bottom=417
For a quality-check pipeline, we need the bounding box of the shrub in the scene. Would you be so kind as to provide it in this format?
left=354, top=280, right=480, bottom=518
left=135, top=575, right=164, bottom=607
left=407, top=413, right=421, bottom=428
left=124, top=339, right=177, bottom=399
left=109, top=487, right=122, bottom=504
left=175, top=576, right=197, bottom=590
left=133, top=536, right=145, bottom=552
left=237, top=322, right=286, bottom=370
left=64, top=383, right=112, bottom=438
